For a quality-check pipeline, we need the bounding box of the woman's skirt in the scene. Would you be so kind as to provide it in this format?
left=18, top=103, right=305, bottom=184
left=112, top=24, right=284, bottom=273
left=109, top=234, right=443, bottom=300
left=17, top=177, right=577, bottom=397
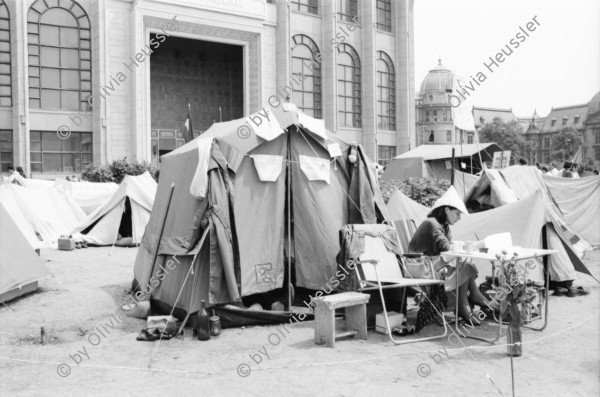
left=434, top=257, right=478, bottom=291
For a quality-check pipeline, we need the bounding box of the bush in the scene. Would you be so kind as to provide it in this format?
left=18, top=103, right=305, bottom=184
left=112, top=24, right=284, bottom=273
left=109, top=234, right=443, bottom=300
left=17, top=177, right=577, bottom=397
left=379, top=177, right=450, bottom=207
left=81, top=157, right=159, bottom=183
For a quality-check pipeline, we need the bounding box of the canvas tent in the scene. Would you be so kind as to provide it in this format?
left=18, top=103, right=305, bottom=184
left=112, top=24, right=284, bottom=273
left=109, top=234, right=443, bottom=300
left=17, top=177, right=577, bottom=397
left=381, top=143, right=502, bottom=181
left=59, top=179, right=119, bottom=215
left=0, top=204, right=50, bottom=303
left=133, top=105, right=388, bottom=317
left=541, top=173, right=600, bottom=246
left=72, top=172, right=157, bottom=246
left=0, top=180, right=86, bottom=248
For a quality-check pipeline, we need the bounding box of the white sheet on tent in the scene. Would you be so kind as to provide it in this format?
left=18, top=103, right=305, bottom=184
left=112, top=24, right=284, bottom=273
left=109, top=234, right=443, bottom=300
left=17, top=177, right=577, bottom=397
left=542, top=174, right=600, bottom=246
left=66, top=180, right=119, bottom=215
left=299, top=155, right=330, bottom=184
left=4, top=183, right=85, bottom=248
left=250, top=155, right=283, bottom=182
left=190, top=136, right=215, bottom=199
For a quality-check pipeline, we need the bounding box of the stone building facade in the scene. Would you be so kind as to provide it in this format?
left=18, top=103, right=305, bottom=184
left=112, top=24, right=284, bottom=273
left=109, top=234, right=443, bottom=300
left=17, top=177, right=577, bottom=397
left=0, top=0, right=416, bottom=176
left=523, top=92, right=600, bottom=166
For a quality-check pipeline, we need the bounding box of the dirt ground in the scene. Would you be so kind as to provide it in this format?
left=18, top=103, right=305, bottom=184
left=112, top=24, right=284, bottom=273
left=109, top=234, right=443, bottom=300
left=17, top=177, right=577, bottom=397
left=1, top=246, right=599, bottom=397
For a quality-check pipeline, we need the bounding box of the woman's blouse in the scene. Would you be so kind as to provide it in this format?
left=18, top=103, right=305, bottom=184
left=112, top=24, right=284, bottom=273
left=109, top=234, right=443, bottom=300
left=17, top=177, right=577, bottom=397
left=407, top=217, right=452, bottom=256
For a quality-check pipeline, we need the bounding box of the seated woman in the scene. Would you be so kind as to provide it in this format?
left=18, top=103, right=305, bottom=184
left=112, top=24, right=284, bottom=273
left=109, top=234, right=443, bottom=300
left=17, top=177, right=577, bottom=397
left=408, top=186, right=491, bottom=325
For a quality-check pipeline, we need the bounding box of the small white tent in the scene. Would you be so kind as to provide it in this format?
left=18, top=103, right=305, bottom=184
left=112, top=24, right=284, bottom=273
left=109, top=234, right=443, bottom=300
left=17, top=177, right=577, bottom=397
left=0, top=180, right=86, bottom=248
left=72, top=172, right=157, bottom=245
left=0, top=204, right=50, bottom=303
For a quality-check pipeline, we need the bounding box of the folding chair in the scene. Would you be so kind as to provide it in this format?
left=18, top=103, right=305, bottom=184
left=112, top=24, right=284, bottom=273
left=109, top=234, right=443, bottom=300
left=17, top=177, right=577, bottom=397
left=345, top=224, right=448, bottom=345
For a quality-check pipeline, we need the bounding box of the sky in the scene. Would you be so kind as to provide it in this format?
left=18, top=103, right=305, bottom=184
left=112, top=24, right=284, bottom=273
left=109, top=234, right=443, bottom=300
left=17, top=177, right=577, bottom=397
left=413, top=0, right=600, bottom=118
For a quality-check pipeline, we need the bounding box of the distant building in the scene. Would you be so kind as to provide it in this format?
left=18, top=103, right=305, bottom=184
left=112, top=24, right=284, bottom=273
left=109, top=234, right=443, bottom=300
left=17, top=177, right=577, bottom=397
left=473, top=106, right=519, bottom=131
left=415, top=60, right=599, bottom=168
left=523, top=92, right=599, bottom=166
left=584, top=92, right=600, bottom=164
left=0, top=0, right=417, bottom=176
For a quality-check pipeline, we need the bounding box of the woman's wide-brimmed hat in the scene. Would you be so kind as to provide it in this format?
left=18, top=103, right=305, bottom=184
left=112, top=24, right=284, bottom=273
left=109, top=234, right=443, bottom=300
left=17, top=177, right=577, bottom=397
left=430, top=186, right=469, bottom=215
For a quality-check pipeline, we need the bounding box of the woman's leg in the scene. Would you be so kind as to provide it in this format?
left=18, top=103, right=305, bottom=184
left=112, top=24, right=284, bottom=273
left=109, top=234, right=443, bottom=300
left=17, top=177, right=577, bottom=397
left=448, top=282, right=479, bottom=324
left=467, top=277, right=491, bottom=307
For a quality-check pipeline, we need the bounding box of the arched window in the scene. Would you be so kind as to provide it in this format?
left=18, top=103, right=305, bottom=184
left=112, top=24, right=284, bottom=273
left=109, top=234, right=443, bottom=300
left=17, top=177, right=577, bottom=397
left=337, top=43, right=361, bottom=128
left=0, top=0, right=11, bottom=107
left=377, top=51, right=395, bottom=131
left=28, top=0, right=91, bottom=110
left=291, top=35, right=322, bottom=119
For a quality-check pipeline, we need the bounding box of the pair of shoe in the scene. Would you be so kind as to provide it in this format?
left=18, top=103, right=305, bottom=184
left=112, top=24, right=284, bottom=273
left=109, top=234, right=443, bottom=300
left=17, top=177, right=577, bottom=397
left=567, top=286, right=589, bottom=297
left=554, top=286, right=588, bottom=297
left=458, top=307, right=483, bottom=326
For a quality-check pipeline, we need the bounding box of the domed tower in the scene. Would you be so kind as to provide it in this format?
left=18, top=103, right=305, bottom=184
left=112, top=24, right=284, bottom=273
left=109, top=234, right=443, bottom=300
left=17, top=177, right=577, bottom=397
left=415, top=60, right=457, bottom=145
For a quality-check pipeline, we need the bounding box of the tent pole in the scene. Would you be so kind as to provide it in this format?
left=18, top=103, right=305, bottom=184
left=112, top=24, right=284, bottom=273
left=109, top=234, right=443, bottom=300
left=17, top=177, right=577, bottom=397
left=177, top=225, right=211, bottom=336
left=286, top=134, right=292, bottom=311
left=142, top=183, right=175, bottom=295
left=451, top=148, right=455, bottom=185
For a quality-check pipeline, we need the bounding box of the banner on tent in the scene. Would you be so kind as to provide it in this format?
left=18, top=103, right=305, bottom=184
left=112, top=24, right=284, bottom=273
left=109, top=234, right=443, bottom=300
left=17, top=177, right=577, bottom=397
left=492, top=151, right=511, bottom=169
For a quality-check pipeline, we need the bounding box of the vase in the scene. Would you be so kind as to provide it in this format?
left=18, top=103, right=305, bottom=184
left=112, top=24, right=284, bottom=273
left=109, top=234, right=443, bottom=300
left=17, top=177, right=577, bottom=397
left=507, top=304, right=522, bottom=357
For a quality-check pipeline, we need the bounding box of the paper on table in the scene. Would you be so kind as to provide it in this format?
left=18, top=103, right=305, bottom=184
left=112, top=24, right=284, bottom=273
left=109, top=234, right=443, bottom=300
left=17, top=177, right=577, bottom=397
left=483, top=232, right=513, bottom=256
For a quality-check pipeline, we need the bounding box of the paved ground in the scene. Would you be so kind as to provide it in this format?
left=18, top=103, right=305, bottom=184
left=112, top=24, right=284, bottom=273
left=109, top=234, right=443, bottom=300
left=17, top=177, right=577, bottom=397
left=1, top=246, right=599, bottom=396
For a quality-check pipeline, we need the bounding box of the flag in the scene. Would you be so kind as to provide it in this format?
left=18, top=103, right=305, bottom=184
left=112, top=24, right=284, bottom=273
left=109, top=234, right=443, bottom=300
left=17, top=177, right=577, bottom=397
left=571, top=147, right=582, bottom=163
left=451, top=73, right=476, bottom=132
left=183, top=103, right=192, bottom=143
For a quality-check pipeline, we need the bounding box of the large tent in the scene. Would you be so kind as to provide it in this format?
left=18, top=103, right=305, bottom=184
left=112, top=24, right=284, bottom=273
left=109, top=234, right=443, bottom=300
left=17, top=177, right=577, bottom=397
left=133, top=105, right=388, bottom=316
left=72, top=172, right=157, bottom=246
left=541, top=173, right=600, bottom=246
left=0, top=204, right=50, bottom=303
left=381, top=143, right=502, bottom=181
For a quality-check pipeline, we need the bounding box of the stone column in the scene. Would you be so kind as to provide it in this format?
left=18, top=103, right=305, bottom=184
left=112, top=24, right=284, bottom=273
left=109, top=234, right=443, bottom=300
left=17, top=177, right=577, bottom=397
left=275, top=0, right=290, bottom=103
left=395, top=0, right=415, bottom=154
left=361, top=0, right=377, bottom=160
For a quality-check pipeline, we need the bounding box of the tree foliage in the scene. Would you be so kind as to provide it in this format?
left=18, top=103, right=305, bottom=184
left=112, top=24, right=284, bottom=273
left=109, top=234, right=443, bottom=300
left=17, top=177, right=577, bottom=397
left=549, top=127, right=583, bottom=163
left=478, top=117, right=531, bottom=162
left=379, top=177, right=451, bottom=206
left=81, top=157, right=159, bottom=183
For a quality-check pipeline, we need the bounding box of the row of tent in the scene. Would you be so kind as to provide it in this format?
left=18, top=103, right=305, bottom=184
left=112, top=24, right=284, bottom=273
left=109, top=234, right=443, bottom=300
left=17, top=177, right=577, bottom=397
left=0, top=172, right=157, bottom=303
left=132, top=104, right=599, bottom=323
left=0, top=172, right=157, bottom=248
left=388, top=166, right=599, bottom=283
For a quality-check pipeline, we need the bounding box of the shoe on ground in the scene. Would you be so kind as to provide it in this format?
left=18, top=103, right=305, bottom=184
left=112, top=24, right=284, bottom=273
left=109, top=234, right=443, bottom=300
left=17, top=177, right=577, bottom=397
left=553, top=287, right=568, bottom=296
left=567, top=286, right=589, bottom=297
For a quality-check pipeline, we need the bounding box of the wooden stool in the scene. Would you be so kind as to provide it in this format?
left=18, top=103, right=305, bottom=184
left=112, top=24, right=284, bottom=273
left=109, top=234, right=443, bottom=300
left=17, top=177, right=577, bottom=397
left=313, top=292, right=370, bottom=347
